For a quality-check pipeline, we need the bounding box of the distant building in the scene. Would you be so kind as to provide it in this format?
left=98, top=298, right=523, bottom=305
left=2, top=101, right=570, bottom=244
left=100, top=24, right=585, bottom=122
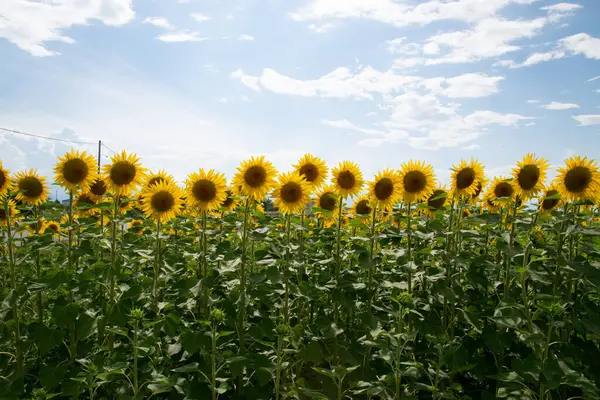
left=61, top=199, right=70, bottom=206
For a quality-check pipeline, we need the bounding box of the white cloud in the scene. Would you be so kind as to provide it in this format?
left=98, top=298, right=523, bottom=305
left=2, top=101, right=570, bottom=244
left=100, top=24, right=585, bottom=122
left=144, top=16, right=172, bottom=29
left=308, top=23, right=336, bottom=33
left=231, top=66, right=503, bottom=100
left=290, top=0, right=537, bottom=27
left=218, top=97, right=228, bottom=103
left=424, top=17, right=547, bottom=65
left=560, top=33, right=600, bottom=59
left=527, top=99, right=539, bottom=103
left=157, top=31, right=206, bottom=42
left=501, top=33, right=600, bottom=68
left=462, top=144, right=480, bottom=150
left=542, top=101, right=580, bottom=110
left=237, top=34, right=255, bottom=41
left=0, top=0, right=135, bottom=56
left=586, top=76, right=600, bottom=83
left=386, top=37, right=421, bottom=55
left=541, top=3, right=582, bottom=12
left=191, top=13, right=211, bottom=22
left=573, top=115, right=600, bottom=126
left=525, top=122, right=536, bottom=126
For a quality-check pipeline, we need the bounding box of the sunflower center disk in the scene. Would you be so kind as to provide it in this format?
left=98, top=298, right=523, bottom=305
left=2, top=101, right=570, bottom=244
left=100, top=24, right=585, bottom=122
left=494, top=182, right=513, bottom=198
left=78, top=195, right=95, bottom=206
left=299, top=164, right=317, bottom=182
left=244, top=166, right=266, bottom=188
left=111, top=162, right=136, bottom=185
left=428, top=190, right=447, bottom=210
left=542, top=190, right=559, bottom=210
left=0, top=170, right=5, bottom=188
left=473, top=182, right=483, bottom=198
left=564, top=166, right=591, bottom=193
left=222, top=194, right=234, bottom=207
left=319, top=193, right=336, bottom=211
left=518, top=165, right=540, bottom=191
left=356, top=200, right=371, bottom=215
left=281, top=182, right=302, bottom=203
left=193, top=180, right=217, bottom=202
left=403, top=171, right=426, bottom=193
left=19, top=177, right=44, bottom=198
left=374, top=178, right=394, bottom=200
left=338, top=171, right=356, bottom=190
left=63, top=158, right=89, bottom=184
left=0, top=209, right=6, bottom=220
left=456, top=168, right=475, bottom=190
left=151, top=191, right=175, bottom=212
left=91, top=180, right=107, bottom=196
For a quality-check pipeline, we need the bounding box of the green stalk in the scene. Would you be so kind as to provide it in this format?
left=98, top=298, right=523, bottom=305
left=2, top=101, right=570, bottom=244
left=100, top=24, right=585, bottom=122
left=367, top=203, right=378, bottom=313
left=406, top=202, right=412, bottom=294
left=211, top=321, right=217, bottom=400
left=202, top=211, right=209, bottom=315
left=503, top=200, right=519, bottom=298
left=4, top=198, right=23, bottom=383
left=35, top=205, right=43, bottom=323
left=395, top=303, right=404, bottom=399
left=283, top=214, right=292, bottom=325
left=133, top=319, right=139, bottom=396
left=275, top=333, right=283, bottom=400
left=238, top=198, right=250, bottom=352
left=68, top=191, right=74, bottom=270
left=520, top=245, right=533, bottom=333
left=334, top=196, right=344, bottom=324
left=152, top=219, right=161, bottom=300
left=108, top=195, right=119, bottom=353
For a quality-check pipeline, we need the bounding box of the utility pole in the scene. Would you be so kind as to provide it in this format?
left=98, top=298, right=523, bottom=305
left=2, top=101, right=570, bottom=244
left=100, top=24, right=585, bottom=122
left=98, top=140, right=102, bottom=173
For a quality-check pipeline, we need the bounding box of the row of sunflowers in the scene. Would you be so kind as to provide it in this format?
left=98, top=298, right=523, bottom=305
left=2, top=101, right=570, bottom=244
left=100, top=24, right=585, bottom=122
left=1, top=150, right=599, bottom=399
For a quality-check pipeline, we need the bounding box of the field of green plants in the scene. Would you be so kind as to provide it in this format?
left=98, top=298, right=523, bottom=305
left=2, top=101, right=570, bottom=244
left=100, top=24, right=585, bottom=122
left=1, top=151, right=600, bottom=399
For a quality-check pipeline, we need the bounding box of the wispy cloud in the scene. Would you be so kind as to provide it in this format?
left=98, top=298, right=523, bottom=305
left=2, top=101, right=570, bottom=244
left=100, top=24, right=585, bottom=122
left=541, top=101, right=580, bottom=110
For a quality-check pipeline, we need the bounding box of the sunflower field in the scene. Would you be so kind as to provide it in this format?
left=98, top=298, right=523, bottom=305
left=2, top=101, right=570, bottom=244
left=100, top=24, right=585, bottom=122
left=1, top=151, right=600, bottom=400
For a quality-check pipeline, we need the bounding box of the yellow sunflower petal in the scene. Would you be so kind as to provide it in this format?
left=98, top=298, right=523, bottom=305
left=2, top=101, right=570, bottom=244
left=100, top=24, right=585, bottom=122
left=141, top=181, right=183, bottom=223
left=512, top=153, right=549, bottom=200
left=398, top=160, right=436, bottom=203
left=293, top=153, right=328, bottom=191
left=368, top=169, right=401, bottom=210
left=331, top=161, right=364, bottom=199
left=450, top=158, right=485, bottom=198
left=103, top=150, right=146, bottom=196
left=233, top=156, right=278, bottom=202
left=556, top=156, right=600, bottom=202
left=185, top=169, right=228, bottom=212
left=14, top=169, right=49, bottom=206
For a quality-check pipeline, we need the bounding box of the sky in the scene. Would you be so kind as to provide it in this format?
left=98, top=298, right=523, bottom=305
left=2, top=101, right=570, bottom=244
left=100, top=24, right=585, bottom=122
left=0, top=0, right=599, bottom=200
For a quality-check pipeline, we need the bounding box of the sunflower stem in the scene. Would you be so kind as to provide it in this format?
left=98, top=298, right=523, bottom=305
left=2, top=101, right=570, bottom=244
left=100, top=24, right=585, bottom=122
left=202, top=211, right=209, bottom=316
left=4, top=197, right=23, bottom=386
left=238, top=198, right=250, bottom=353
left=406, top=202, right=412, bottom=294
left=68, top=190, right=74, bottom=271
left=367, top=203, right=378, bottom=314
left=35, top=205, right=43, bottom=324
left=153, top=219, right=161, bottom=301
left=334, top=196, right=344, bottom=325
left=108, top=195, right=119, bottom=354
left=284, top=214, right=292, bottom=325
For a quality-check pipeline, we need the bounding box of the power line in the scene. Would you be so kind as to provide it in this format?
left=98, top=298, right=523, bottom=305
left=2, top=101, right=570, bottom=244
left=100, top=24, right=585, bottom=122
left=0, top=126, right=97, bottom=146
left=101, top=143, right=117, bottom=155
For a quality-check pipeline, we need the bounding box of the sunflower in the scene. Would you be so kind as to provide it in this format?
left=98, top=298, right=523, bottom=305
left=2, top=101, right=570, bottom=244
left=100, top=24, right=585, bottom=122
left=0, top=161, right=12, bottom=197
left=60, top=213, right=79, bottom=226
left=14, top=169, right=49, bottom=206
left=117, top=197, right=134, bottom=214
left=489, top=176, right=515, bottom=206
left=539, top=185, right=561, bottom=213
left=314, top=186, right=338, bottom=220
left=294, top=153, right=328, bottom=190
left=88, top=177, right=108, bottom=202
left=54, top=150, right=98, bottom=192
left=103, top=151, right=146, bottom=196
left=0, top=199, right=19, bottom=226
left=273, top=172, right=311, bottom=215
left=233, top=156, right=278, bottom=201
left=512, top=153, right=549, bottom=200
left=368, top=169, right=401, bottom=210
left=256, top=202, right=265, bottom=214
left=331, top=161, right=364, bottom=198
left=219, top=189, right=236, bottom=212
left=351, top=196, right=373, bottom=221
left=426, top=187, right=448, bottom=215
left=141, top=181, right=183, bottom=223
left=44, top=220, right=61, bottom=234
left=145, top=170, right=174, bottom=189
left=483, top=192, right=499, bottom=213
left=450, top=158, right=485, bottom=198
left=74, top=193, right=99, bottom=216
left=185, top=169, right=228, bottom=212
left=398, top=160, right=436, bottom=203
left=556, top=156, right=600, bottom=202
left=25, top=218, right=46, bottom=234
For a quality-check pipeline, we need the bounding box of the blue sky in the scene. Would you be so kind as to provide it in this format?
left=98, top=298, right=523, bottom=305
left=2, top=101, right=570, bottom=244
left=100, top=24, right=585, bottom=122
left=1, top=0, right=599, bottom=199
